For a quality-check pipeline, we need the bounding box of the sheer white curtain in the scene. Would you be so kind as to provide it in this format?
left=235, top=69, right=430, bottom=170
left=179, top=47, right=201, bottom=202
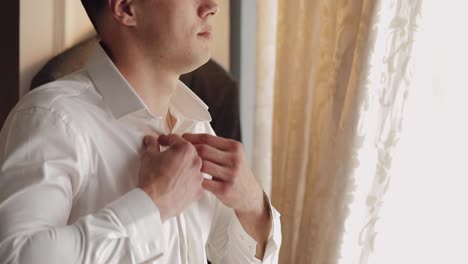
left=256, top=0, right=468, bottom=263
left=343, top=1, right=468, bottom=263
left=337, top=0, right=423, bottom=262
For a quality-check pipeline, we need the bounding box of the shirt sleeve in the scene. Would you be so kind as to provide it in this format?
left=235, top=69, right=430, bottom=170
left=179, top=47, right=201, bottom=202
left=203, top=123, right=282, bottom=264
left=206, top=193, right=282, bottom=264
left=0, top=107, right=166, bottom=264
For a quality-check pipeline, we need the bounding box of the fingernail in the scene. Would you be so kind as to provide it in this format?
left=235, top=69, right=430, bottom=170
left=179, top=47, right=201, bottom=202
left=143, top=137, right=150, bottom=147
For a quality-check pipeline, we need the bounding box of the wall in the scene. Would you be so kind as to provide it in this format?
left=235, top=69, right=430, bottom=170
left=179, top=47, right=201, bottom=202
left=212, top=0, right=231, bottom=71
left=20, top=0, right=230, bottom=97
left=20, top=0, right=93, bottom=97
left=230, top=0, right=256, bottom=163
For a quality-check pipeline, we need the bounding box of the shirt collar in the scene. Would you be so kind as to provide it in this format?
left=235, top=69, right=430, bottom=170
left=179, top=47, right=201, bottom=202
left=86, top=44, right=212, bottom=122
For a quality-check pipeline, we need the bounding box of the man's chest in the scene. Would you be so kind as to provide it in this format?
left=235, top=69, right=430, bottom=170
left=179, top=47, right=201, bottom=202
left=68, top=114, right=216, bottom=259
left=71, top=112, right=211, bottom=208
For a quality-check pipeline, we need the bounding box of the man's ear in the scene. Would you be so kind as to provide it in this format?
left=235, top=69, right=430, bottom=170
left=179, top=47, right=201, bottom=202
left=109, top=0, right=137, bottom=26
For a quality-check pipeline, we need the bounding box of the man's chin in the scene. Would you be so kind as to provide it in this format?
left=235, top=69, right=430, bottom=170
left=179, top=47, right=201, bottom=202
left=180, top=54, right=211, bottom=74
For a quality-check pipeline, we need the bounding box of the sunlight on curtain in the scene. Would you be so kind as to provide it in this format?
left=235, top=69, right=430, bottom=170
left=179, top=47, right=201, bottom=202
left=267, top=0, right=468, bottom=262
left=271, top=0, right=378, bottom=262
left=253, top=0, right=278, bottom=196
left=339, top=1, right=468, bottom=263
left=370, top=1, right=468, bottom=263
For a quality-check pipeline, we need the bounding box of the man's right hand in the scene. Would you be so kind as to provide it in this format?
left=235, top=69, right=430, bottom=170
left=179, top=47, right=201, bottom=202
left=137, top=134, right=204, bottom=222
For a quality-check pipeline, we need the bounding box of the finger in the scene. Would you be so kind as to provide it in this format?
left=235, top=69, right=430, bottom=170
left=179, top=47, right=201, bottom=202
left=194, top=144, right=231, bottom=166
left=201, top=160, right=231, bottom=182
left=158, top=134, right=186, bottom=147
left=182, top=133, right=234, bottom=151
left=143, top=135, right=160, bottom=153
left=201, top=178, right=225, bottom=196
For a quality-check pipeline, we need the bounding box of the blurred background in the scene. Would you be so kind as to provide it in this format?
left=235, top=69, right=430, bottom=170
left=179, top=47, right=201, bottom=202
left=2, top=0, right=468, bottom=263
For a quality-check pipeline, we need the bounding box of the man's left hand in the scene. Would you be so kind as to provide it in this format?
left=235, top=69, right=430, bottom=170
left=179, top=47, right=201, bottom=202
left=182, top=133, right=272, bottom=260
left=181, top=133, right=265, bottom=215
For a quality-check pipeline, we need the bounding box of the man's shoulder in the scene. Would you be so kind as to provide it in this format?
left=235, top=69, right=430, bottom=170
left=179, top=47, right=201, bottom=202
left=14, top=71, right=101, bottom=118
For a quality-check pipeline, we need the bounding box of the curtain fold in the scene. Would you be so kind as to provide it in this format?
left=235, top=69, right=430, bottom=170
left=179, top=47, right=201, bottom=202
left=270, top=0, right=379, bottom=262
left=263, top=0, right=423, bottom=262
left=253, top=0, right=279, bottom=196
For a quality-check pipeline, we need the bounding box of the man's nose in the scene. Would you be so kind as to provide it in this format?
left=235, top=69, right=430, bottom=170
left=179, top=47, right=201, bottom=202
left=199, top=0, right=219, bottom=18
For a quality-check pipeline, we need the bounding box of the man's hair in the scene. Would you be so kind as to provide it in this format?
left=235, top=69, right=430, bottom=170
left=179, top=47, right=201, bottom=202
left=81, top=0, right=107, bottom=30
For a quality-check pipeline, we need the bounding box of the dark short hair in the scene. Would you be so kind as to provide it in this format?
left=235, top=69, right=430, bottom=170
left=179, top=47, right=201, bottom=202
left=81, top=0, right=107, bottom=30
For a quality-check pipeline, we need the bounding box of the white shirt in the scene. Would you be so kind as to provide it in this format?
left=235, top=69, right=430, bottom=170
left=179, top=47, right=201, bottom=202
left=0, top=45, right=281, bottom=264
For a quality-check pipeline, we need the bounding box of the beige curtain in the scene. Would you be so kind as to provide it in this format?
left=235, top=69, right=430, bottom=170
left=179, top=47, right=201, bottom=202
left=253, top=0, right=278, bottom=196
left=261, top=0, right=421, bottom=263
left=270, top=0, right=377, bottom=262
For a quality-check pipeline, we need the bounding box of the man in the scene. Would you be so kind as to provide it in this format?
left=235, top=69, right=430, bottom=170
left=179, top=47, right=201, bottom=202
left=0, top=0, right=281, bottom=263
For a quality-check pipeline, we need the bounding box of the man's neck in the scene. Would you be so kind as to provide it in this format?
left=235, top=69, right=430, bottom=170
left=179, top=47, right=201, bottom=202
left=102, top=43, right=179, bottom=119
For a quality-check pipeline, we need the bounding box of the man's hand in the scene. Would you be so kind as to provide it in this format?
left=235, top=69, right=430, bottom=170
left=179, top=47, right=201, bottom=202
left=138, top=134, right=204, bottom=222
left=182, top=133, right=271, bottom=260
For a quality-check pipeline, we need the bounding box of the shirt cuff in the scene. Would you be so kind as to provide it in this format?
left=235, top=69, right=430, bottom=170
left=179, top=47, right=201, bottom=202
left=108, top=188, right=166, bottom=263
left=228, top=192, right=282, bottom=263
